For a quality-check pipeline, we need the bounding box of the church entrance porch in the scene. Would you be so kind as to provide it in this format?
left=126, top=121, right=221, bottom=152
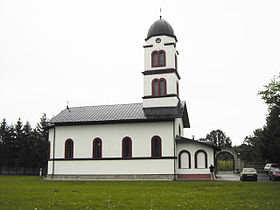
left=175, top=136, right=216, bottom=181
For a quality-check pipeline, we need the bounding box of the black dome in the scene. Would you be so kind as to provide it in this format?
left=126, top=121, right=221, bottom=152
left=146, top=19, right=177, bottom=41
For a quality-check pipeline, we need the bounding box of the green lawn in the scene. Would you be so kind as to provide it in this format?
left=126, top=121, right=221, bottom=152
left=0, top=176, right=280, bottom=209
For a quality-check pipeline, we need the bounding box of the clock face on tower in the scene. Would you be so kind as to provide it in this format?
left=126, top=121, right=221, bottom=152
left=156, top=38, right=161, bottom=43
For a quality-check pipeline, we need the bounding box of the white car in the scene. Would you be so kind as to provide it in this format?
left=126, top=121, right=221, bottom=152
left=264, top=163, right=278, bottom=174
left=240, top=168, right=257, bottom=181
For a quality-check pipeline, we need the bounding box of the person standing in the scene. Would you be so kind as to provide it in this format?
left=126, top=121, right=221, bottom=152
left=209, top=164, right=215, bottom=180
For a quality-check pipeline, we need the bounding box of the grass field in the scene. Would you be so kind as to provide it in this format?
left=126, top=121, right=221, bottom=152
left=0, top=176, right=280, bottom=209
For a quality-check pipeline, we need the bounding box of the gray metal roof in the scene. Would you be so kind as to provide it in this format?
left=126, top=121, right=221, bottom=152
left=176, top=136, right=220, bottom=150
left=49, top=101, right=190, bottom=128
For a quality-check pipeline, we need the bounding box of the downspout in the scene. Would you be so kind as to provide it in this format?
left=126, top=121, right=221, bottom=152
left=52, top=126, right=56, bottom=178
left=173, top=120, right=176, bottom=181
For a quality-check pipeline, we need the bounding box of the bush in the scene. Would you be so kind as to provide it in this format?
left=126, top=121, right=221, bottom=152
left=218, top=160, right=233, bottom=171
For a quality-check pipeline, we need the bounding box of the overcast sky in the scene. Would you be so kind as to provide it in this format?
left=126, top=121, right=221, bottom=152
left=1, top=0, right=279, bottom=145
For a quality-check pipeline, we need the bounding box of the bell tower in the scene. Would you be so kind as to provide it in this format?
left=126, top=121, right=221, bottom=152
left=143, top=18, right=180, bottom=109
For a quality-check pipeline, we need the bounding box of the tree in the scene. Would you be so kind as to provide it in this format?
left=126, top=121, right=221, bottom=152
left=34, top=113, right=49, bottom=169
left=0, top=119, right=10, bottom=170
left=204, top=129, right=232, bottom=148
left=18, top=121, right=34, bottom=170
left=233, top=129, right=263, bottom=162
left=258, top=73, right=280, bottom=110
left=257, top=74, right=280, bottom=163
left=0, top=114, right=49, bottom=174
left=260, top=106, right=280, bottom=162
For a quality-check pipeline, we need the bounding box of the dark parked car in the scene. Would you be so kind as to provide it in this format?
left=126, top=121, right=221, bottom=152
left=269, top=167, right=280, bottom=181
left=240, top=168, right=257, bottom=181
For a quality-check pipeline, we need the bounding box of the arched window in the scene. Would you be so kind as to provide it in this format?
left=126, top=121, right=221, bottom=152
left=48, top=141, right=51, bottom=159
left=152, top=51, right=159, bottom=67
left=122, top=137, right=132, bottom=158
left=152, top=78, right=166, bottom=96
left=93, top=138, right=102, bottom=159
left=65, top=139, right=74, bottom=159
left=179, top=150, right=191, bottom=169
left=195, top=150, right=208, bottom=168
left=159, top=79, right=166, bottom=96
left=159, top=51, right=165, bottom=66
left=152, top=50, right=166, bottom=67
left=152, top=79, right=159, bottom=96
left=151, top=136, right=162, bottom=158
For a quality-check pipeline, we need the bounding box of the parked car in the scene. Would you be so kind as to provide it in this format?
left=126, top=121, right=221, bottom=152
left=264, top=163, right=278, bottom=173
left=240, top=168, right=257, bottom=181
left=269, top=167, right=280, bottom=181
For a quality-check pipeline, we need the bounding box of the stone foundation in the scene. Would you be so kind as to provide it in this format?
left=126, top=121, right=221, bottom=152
left=177, top=174, right=211, bottom=180
left=46, top=174, right=175, bottom=181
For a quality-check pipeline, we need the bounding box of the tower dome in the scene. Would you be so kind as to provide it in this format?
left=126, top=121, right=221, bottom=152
left=146, top=18, right=177, bottom=41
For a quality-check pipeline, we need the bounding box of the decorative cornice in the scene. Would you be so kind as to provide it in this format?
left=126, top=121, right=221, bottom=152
left=142, top=94, right=179, bottom=100
left=164, top=43, right=176, bottom=47
left=145, top=34, right=178, bottom=42
left=142, top=68, right=180, bottom=80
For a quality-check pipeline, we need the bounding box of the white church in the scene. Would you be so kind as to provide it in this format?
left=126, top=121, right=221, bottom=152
left=47, top=18, right=217, bottom=180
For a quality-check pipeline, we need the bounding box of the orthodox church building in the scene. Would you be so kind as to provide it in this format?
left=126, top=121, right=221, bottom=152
left=47, top=18, right=216, bottom=180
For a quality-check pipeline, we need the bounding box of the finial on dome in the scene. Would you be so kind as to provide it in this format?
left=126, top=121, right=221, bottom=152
left=160, top=8, right=162, bottom=20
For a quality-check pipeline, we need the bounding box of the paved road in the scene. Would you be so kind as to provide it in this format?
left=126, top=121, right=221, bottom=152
left=216, top=171, right=240, bottom=181
left=216, top=171, right=271, bottom=182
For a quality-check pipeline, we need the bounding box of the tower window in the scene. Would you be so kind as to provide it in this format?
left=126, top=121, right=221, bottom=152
left=152, top=50, right=166, bottom=67
left=152, top=78, right=166, bottom=96
left=159, top=79, right=166, bottom=96
left=159, top=51, right=165, bottom=66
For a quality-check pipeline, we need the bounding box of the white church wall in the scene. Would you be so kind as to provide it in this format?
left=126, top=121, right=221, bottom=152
left=49, top=159, right=174, bottom=175
left=144, top=36, right=177, bottom=71
left=143, top=96, right=179, bottom=108
left=48, top=121, right=176, bottom=175
left=176, top=141, right=214, bottom=175
left=174, top=118, right=184, bottom=137
left=48, top=128, right=54, bottom=158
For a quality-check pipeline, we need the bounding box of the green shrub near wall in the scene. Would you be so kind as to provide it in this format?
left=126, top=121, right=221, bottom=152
left=218, top=160, right=233, bottom=171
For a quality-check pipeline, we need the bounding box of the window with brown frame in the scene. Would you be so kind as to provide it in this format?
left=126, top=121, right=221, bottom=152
left=48, top=141, right=51, bottom=159
left=65, top=139, right=74, bottom=159
left=152, top=78, right=166, bottom=96
left=152, top=50, right=166, bottom=67
left=151, top=136, right=162, bottom=158
left=178, top=150, right=191, bottom=169
left=93, top=138, right=102, bottom=158
left=195, top=150, right=208, bottom=168
left=122, top=137, right=132, bottom=158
